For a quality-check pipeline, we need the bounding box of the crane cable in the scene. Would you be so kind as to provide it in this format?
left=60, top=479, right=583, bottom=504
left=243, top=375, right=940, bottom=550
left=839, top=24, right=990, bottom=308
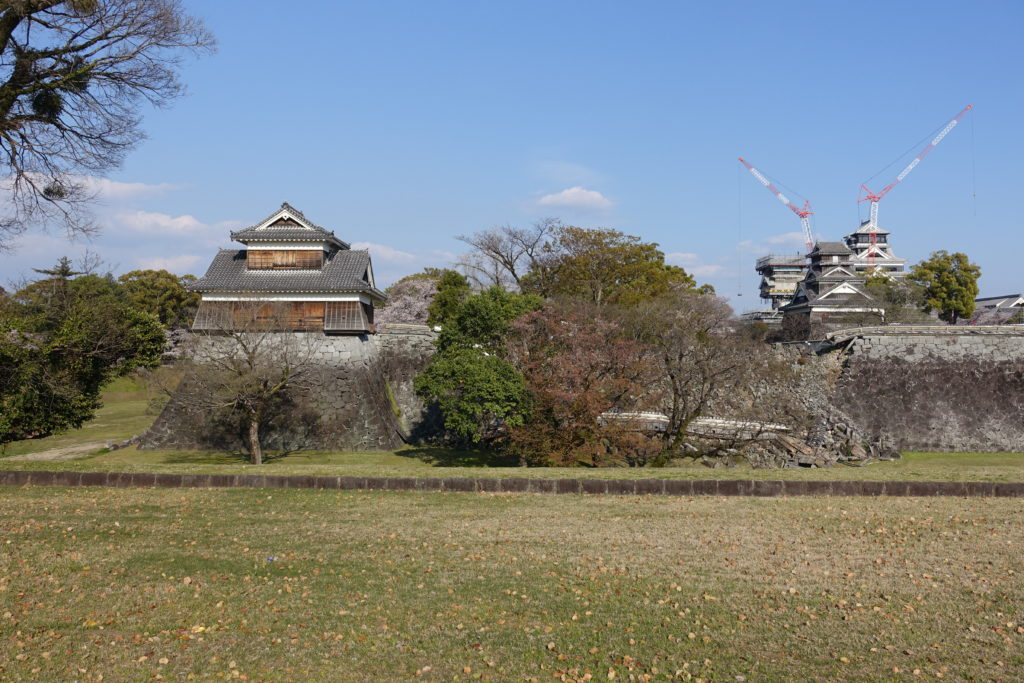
left=858, top=115, right=960, bottom=224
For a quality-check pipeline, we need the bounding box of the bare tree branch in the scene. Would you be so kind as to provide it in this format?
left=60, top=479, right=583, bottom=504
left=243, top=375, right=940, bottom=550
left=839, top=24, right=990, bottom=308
left=455, top=218, right=559, bottom=291
left=175, top=303, right=324, bottom=465
left=0, top=0, right=214, bottom=248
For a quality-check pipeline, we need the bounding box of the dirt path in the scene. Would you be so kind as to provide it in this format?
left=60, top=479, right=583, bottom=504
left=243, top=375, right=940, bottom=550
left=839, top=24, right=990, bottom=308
left=5, top=442, right=108, bottom=462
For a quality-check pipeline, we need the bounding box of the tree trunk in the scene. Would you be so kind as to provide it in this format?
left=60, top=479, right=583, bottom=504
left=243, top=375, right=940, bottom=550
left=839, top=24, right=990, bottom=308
left=248, top=416, right=263, bottom=465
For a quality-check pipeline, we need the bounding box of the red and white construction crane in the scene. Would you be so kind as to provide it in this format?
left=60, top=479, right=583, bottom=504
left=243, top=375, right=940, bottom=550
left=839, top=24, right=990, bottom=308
left=738, top=157, right=815, bottom=253
left=859, top=104, right=973, bottom=231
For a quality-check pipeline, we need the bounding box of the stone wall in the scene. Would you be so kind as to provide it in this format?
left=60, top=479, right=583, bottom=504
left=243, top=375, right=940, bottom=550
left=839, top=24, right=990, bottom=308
left=139, top=326, right=438, bottom=452
left=825, top=327, right=1024, bottom=452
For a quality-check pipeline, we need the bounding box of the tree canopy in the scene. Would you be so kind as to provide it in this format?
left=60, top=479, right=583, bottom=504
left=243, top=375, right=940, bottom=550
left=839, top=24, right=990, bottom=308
left=426, top=269, right=471, bottom=327
left=521, top=226, right=709, bottom=306
left=505, top=301, right=658, bottom=466
left=119, top=269, right=199, bottom=327
left=0, top=0, right=214, bottom=245
left=908, top=251, right=981, bottom=324
left=414, top=287, right=541, bottom=445
left=1, top=259, right=165, bottom=445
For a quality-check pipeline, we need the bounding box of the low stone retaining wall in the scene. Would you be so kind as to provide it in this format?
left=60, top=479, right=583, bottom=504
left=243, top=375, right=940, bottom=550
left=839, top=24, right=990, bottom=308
left=1, top=470, right=1021, bottom=497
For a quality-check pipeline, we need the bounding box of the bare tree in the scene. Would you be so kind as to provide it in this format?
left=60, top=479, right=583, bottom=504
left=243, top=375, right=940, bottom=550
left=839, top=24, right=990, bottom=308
left=0, top=0, right=214, bottom=247
left=626, top=291, right=800, bottom=454
left=176, top=303, right=324, bottom=465
left=455, top=218, right=559, bottom=290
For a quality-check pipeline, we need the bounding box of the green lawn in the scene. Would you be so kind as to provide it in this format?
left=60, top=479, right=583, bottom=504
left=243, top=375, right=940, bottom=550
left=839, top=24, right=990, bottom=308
left=1, top=486, right=1021, bottom=681
left=0, top=374, right=165, bottom=458
left=3, top=371, right=1024, bottom=482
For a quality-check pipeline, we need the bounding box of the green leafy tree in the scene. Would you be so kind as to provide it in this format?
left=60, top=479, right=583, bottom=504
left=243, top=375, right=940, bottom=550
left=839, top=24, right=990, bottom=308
left=522, top=226, right=708, bottom=306
left=118, top=269, right=200, bottom=327
left=0, top=1, right=214, bottom=245
left=863, top=273, right=929, bottom=324
left=413, top=347, right=530, bottom=444
left=415, top=287, right=542, bottom=444
left=426, top=269, right=472, bottom=327
left=908, top=251, right=981, bottom=324
left=1, top=261, right=164, bottom=445
left=436, top=286, right=542, bottom=351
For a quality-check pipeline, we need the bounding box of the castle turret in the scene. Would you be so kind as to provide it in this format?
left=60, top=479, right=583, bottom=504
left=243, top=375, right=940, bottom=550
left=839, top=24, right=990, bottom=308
left=842, top=220, right=906, bottom=277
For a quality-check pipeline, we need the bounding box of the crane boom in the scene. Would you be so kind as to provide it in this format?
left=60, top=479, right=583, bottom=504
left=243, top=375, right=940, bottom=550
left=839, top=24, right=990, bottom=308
left=738, top=157, right=814, bottom=252
left=860, top=104, right=972, bottom=228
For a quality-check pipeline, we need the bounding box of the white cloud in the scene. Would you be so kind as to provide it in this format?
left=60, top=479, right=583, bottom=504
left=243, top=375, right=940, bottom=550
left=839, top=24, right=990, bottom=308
left=764, top=231, right=807, bottom=247
left=79, top=176, right=181, bottom=200
left=737, top=231, right=810, bottom=259
left=428, top=248, right=457, bottom=262
left=665, top=252, right=724, bottom=277
left=114, top=210, right=205, bottom=235
left=536, top=186, right=613, bottom=212
left=350, top=241, right=417, bottom=263
left=690, top=264, right=725, bottom=277
left=136, top=254, right=204, bottom=273
left=665, top=251, right=700, bottom=267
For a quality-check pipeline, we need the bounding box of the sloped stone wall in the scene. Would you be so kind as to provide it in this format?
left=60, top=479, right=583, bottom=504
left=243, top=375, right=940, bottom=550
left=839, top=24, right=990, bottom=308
left=139, top=326, right=438, bottom=452
left=829, top=330, right=1024, bottom=452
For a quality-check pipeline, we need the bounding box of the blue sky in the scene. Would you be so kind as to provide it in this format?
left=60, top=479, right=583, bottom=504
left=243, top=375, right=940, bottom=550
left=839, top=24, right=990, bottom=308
left=1, top=0, right=1021, bottom=310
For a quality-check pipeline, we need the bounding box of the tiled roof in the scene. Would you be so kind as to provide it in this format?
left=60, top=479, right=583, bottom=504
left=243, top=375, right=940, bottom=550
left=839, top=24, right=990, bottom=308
left=189, top=248, right=386, bottom=301
left=230, top=202, right=349, bottom=248
left=810, top=241, right=852, bottom=255
left=847, top=219, right=890, bottom=235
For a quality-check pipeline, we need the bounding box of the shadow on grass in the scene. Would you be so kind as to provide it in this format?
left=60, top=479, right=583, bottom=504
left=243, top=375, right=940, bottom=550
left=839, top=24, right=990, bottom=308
left=155, top=450, right=253, bottom=465
left=153, top=444, right=313, bottom=465
left=398, top=446, right=521, bottom=468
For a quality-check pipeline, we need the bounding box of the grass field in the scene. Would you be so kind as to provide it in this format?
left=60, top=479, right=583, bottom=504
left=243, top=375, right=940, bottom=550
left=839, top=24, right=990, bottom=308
left=1, top=486, right=1022, bottom=681
left=3, top=372, right=1024, bottom=483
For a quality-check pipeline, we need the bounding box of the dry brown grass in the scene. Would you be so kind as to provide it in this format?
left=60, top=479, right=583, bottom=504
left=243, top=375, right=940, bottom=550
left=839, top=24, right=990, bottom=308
left=1, top=486, right=1022, bottom=681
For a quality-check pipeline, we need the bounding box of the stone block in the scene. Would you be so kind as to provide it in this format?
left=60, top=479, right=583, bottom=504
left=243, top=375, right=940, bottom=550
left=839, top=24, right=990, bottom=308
left=48, top=471, right=82, bottom=487
left=858, top=481, right=886, bottom=496
left=605, top=479, right=635, bottom=495
left=264, top=475, right=292, bottom=489
left=635, top=479, right=665, bottom=495
left=580, top=479, right=608, bottom=495
left=904, top=481, right=941, bottom=497
left=209, top=474, right=238, bottom=488
left=477, top=478, right=501, bottom=492
left=79, top=471, right=108, bottom=487
left=554, top=479, right=580, bottom=494
left=530, top=479, right=558, bottom=493
left=154, top=473, right=184, bottom=487
left=749, top=480, right=784, bottom=497
left=442, top=478, right=476, bottom=492
left=130, top=472, right=158, bottom=488
left=499, top=477, right=530, bottom=493
left=690, top=480, right=718, bottom=496
left=992, top=482, right=1024, bottom=498
left=663, top=479, right=693, bottom=496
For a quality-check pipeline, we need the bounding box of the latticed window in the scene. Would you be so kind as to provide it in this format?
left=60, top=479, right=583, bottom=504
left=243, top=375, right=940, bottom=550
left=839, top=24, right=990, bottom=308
left=247, top=250, right=323, bottom=269
left=192, top=301, right=233, bottom=330
left=193, top=300, right=371, bottom=333
left=325, top=301, right=370, bottom=332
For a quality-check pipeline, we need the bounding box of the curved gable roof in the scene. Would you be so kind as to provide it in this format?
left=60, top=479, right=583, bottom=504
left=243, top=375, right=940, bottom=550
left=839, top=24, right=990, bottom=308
left=230, top=202, right=349, bottom=249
